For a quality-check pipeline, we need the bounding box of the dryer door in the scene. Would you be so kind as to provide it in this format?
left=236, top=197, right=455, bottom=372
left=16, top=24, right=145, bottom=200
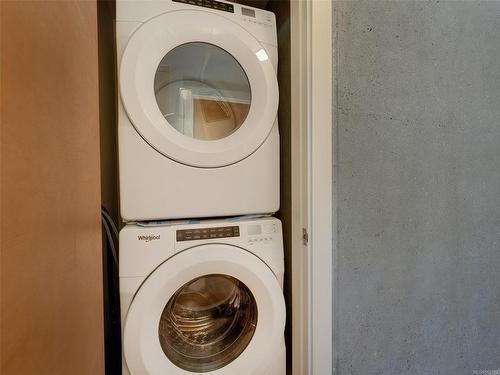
left=120, top=10, right=278, bottom=168
left=123, top=244, right=285, bottom=374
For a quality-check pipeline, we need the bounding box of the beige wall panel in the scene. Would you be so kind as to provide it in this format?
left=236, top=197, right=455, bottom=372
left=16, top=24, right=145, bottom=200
left=1, top=2, right=104, bottom=374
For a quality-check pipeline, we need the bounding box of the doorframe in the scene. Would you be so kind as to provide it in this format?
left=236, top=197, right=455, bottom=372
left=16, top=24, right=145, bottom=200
left=290, top=0, right=334, bottom=374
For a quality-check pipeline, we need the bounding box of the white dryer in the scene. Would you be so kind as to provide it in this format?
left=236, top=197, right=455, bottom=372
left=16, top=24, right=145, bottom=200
left=120, top=217, right=286, bottom=375
left=117, top=0, right=280, bottom=221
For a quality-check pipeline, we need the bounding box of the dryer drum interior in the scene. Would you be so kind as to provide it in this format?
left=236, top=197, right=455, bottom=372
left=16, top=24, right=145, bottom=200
left=158, top=274, right=258, bottom=372
left=154, top=42, right=252, bottom=141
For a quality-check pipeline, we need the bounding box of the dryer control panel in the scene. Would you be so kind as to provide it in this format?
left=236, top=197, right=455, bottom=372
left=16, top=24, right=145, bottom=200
left=173, top=0, right=234, bottom=13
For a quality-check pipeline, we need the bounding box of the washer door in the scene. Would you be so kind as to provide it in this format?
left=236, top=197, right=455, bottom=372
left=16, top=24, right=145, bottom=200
left=123, top=245, right=286, bottom=374
left=120, top=10, right=279, bottom=168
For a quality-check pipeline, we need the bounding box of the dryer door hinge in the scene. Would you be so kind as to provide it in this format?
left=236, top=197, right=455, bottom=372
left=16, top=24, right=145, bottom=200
left=302, top=228, right=309, bottom=245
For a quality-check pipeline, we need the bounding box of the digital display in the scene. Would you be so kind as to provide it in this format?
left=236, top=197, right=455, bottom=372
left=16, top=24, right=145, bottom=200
left=177, top=226, right=240, bottom=241
left=247, top=225, right=262, bottom=235
left=241, top=7, right=256, bottom=17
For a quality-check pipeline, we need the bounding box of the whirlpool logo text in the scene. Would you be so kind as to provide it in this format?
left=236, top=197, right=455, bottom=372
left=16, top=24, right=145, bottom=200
left=137, top=234, right=160, bottom=242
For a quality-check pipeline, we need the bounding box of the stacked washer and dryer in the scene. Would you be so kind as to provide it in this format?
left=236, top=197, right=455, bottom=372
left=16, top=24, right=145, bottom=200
left=117, top=0, right=285, bottom=374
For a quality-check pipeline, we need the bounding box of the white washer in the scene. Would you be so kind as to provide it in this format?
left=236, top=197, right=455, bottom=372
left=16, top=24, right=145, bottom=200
left=120, top=217, right=286, bottom=375
left=117, top=0, right=280, bottom=221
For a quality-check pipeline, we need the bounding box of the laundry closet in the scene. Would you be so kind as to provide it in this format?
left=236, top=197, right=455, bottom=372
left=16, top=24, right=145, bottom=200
left=0, top=1, right=293, bottom=373
left=98, top=0, right=293, bottom=374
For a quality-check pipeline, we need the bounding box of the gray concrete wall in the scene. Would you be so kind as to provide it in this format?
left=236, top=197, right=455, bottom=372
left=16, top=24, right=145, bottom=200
left=334, top=1, right=500, bottom=374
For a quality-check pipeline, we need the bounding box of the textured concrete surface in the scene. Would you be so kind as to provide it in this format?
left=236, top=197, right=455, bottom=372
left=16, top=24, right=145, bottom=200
left=335, top=1, right=500, bottom=374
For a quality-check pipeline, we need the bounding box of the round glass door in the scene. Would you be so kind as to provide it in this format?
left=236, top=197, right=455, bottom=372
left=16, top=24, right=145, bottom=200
left=154, top=43, right=251, bottom=141
left=120, top=10, right=279, bottom=167
left=122, top=244, right=285, bottom=374
left=158, top=274, right=258, bottom=373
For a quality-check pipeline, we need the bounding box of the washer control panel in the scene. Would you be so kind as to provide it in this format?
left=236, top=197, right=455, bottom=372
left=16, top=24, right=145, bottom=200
left=247, top=221, right=278, bottom=245
left=176, top=225, right=240, bottom=241
left=173, top=0, right=234, bottom=13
